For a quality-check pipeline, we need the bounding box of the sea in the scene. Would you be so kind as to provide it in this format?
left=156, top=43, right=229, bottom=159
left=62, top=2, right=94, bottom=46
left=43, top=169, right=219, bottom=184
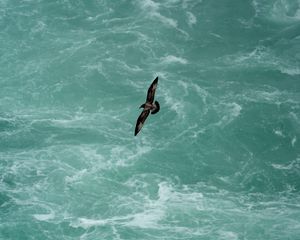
left=0, top=0, right=300, bottom=239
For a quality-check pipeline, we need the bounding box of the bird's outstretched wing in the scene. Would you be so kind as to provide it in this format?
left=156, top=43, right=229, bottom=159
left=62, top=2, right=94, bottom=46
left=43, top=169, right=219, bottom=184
left=146, top=77, right=158, bottom=104
left=135, top=109, right=150, bottom=136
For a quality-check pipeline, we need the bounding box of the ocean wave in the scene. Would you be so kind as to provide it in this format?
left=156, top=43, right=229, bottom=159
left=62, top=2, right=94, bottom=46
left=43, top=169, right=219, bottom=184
left=238, top=88, right=298, bottom=106
left=139, top=0, right=160, bottom=11
left=218, top=46, right=269, bottom=68
left=218, top=44, right=300, bottom=77
left=253, top=0, right=300, bottom=22
left=215, top=102, right=242, bottom=127
left=271, top=158, right=300, bottom=170
left=161, top=89, right=184, bottom=116
left=1, top=1, right=300, bottom=239
left=279, top=66, right=300, bottom=76
left=137, top=0, right=191, bottom=36
left=70, top=180, right=204, bottom=231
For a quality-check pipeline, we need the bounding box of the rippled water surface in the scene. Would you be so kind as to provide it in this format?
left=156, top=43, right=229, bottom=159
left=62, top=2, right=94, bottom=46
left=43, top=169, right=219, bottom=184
left=1, top=0, right=300, bottom=239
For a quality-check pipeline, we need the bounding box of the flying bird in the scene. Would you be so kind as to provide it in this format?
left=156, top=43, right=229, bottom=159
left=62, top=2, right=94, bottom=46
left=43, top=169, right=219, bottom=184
left=135, top=76, right=160, bottom=136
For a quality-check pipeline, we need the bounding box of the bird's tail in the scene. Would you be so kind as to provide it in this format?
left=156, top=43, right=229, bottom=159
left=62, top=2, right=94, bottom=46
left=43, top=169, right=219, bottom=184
left=151, top=101, right=160, bottom=114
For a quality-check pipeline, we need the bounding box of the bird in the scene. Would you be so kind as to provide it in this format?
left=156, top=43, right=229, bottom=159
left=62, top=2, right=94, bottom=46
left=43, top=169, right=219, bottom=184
left=135, top=76, right=160, bottom=136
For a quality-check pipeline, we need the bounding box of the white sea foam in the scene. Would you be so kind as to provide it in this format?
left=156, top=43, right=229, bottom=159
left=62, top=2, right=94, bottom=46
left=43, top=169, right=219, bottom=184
left=210, top=32, right=223, bottom=39
left=109, top=145, right=152, bottom=167
left=70, top=180, right=205, bottom=230
left=217, top=45, right=300, bottom=76
left=65, top=169, right=87, bottom=184
left=162, top=90, right=184, bottom=116
left=33, top=212, right=55, bottom=221
left=138, top=0, right=179, bottom=28
left=124, top=175, right=151, bottom=189
left=274, top=129, right=285, bottom=137
left=153, top=12, right=178, bottom=28
left=125, top=208, right=165, bottom=228
left=58, top=37, right=97, bottom=58
left=242, top=89, right=289, bottom=105
left=291, top=136, right=297, bottom=147
left=271, top=163, right=292, bottom=170
left=280, top=66, right=300, bottom=76
left=119, top=61, right=143, bottom=73
left=72, top=210, right=164, bottom=230
left=218, top=230, right=239, bottom=240
left=31, top=21, right=46, bottom=34
left=216, top=102, right=242, bottom=127
left=271, top=158, right=300, bottom=170
left=177, top=80, right=189, bottom=96
left=161, top=55, right=188, bottom=64
left=81, top=62, right=105, bottom=75
left=31, top=201, right=57, bottom=222
left=270, top=0, right=300, bottom=22
left=186, top=11, right=197, bottom=26
left=177, top=80, right=209, bottom=106
left=156, top=182, right=203, bottom=209
left=256, top=90, right=281, bottom=102
left=253, top=0, right=300, bottom=22
left=77, top=145, right=104, bottom=163
left=223, top=46, right=267, bottom=66
left=75, top=218, right=107, bottom=228
left=140, top=0, right=160, bottom=11
left=182, top=0, right=201, bottom=9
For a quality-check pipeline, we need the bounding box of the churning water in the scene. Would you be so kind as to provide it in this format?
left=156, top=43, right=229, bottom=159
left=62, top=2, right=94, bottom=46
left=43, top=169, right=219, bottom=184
left=0, top=0, right=300, bottom=239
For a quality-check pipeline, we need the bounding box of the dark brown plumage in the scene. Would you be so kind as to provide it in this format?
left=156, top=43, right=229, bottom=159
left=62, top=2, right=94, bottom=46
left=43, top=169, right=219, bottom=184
left=135, top=77, right=160, bottom=136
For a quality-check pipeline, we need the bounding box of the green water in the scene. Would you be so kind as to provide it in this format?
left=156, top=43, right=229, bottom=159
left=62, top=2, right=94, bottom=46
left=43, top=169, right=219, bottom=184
left=1, top=0, right=300, bottom=239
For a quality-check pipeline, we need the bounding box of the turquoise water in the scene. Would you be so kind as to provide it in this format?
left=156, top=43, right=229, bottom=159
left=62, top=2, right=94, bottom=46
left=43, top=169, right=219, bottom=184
left=1, top=0, right=300, bottom=239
